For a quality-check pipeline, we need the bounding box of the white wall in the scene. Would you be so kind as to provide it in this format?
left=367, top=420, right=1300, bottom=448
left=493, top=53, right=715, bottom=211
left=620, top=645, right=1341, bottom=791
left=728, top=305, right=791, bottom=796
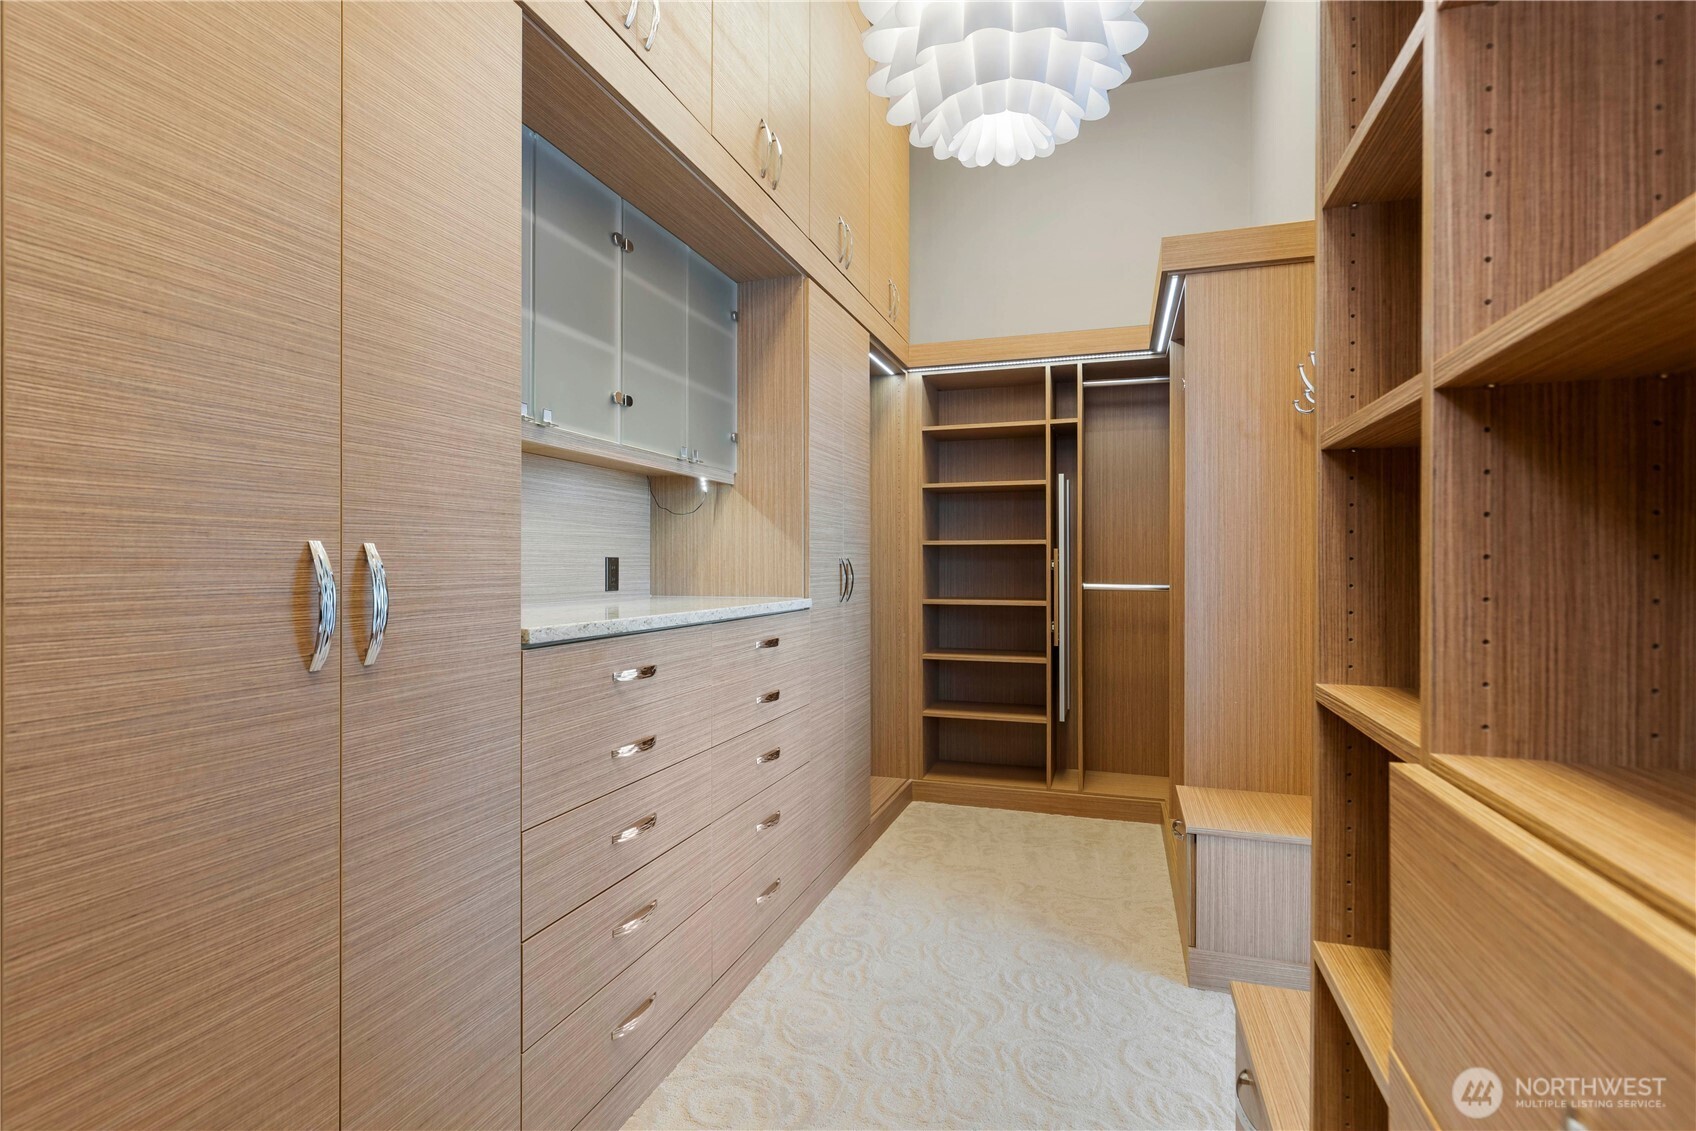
left=909, top=62, right=1254, bottom=344
left=1249, top=0, right=1320, bottom=226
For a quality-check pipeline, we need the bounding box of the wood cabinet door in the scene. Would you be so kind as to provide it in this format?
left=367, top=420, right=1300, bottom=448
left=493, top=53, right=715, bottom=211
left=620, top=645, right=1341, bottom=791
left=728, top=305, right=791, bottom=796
left=809, top=0, right=871, bottom=295
left=593, top=0, right=713, bottom=127
left=0, top=6, right=343, bottom=1127
left=766, top=0, right=812, bottom=230
left=712, top=1, right=771, bottom=185
left=868, top=112, right=910, bottom=337
left=340, top=4, right=523, bottom=1127
left=839, top=340, right=874, bottom=838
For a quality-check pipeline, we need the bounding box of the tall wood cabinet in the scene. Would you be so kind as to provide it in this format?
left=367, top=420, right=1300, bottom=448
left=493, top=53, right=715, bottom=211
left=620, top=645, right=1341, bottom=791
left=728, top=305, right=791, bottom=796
left=711, top=0, right=810, bottom=230
left=1, top=6, right=523, bottom=1127
left=809, top=0, right=871, bottom=300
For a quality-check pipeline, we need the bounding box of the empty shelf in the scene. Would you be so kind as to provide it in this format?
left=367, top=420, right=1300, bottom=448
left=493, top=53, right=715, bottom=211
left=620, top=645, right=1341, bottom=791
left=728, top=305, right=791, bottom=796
left=923, top=538, right=1047, bottom=547
left=922, top=419, right=1047, bottom=439
left=1434, top=193, right=1696, bottom=387
left=1320, top=376, right=1422, bottom=450
left=1315, top=684, right=1421, bottom=761
left=1313, top=943, right=1392, bottom=1097
left=923, top=761, right=1047, bottom=790
left=922, top=598, right=1046, bottom=608
left=1321, top=17, right=1424, bottom=208
left=922, top=479, right=1046, bottom=493
left=923, top=648, right=1048, bottom=665
left=922, top=700, right=1047, bottom=725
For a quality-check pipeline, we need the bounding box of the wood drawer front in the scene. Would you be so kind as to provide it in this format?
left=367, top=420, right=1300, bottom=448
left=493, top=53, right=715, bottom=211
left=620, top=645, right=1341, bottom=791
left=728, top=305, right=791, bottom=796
left=1234, top=1022, right=1269, bottom=1131
left=709, top=705, right=814, bottom=815
left=521, top=627, right=719, bottom=830
left=1391, top=767, right=1696, bottom=1130
left=523, top=750, right=716, bottom=939
left=709, top=831, right=808, bottom=980
left=709, top=757, right=820, bottom=894
left=711, top=614, right=812, bottom=743
left=522, top=829, right=713, bottom=1050
left=521, top=904, right=713, bottom=1131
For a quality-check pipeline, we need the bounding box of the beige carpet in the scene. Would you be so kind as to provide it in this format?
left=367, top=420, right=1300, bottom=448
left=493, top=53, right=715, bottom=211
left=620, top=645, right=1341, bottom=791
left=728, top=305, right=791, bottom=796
left=627, top=801, right=1236, bottom=1130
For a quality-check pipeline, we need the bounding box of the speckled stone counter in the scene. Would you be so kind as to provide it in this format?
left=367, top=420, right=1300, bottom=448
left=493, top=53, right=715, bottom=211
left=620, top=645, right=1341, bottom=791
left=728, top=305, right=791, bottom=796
left=520, top=595, right=812, bottom=647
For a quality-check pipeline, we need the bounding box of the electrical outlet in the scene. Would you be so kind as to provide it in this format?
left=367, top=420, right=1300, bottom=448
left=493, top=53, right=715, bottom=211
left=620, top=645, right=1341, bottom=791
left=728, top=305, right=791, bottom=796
left=604, top=556, right=620, bottom=592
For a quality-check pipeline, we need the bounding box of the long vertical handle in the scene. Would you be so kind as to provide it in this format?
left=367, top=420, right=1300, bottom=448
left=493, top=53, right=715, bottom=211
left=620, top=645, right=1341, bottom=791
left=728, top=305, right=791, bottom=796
left=1056, top=474, right=1069, bottom=722
left=308, top=539, right=337, bottom=673
left=361, top=542, right=388, bottom=667
left=643, top=0, right=661, bottom=49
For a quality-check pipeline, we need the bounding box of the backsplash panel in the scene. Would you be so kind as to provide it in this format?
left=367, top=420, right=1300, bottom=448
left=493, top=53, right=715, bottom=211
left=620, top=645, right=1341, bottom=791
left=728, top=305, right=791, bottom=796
left=522, top=454, right=651, bottom=603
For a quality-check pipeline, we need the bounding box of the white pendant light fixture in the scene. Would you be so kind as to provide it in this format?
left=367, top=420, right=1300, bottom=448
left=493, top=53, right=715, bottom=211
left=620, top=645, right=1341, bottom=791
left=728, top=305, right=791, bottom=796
left=862, top=1, right=1149, bottom=169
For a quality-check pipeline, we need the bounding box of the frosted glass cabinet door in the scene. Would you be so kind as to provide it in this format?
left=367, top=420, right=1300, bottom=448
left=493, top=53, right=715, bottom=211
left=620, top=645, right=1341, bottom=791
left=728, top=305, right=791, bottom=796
left=619, top=204, right=691, bottom=458
left=688, top=251, right=738, bottom=474
left=528, top=127, right=620, bottom=441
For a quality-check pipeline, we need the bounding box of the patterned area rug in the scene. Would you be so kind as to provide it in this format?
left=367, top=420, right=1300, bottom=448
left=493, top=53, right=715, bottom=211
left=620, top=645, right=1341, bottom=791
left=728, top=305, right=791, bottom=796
left=627, top=801, right=1235, bottom=1130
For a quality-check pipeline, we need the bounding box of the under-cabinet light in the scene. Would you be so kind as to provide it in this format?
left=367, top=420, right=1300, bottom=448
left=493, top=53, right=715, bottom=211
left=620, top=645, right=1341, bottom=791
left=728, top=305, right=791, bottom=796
left=1151, top=274, right=1185, bottom=354
left=869, top=351, right=898, bottom=376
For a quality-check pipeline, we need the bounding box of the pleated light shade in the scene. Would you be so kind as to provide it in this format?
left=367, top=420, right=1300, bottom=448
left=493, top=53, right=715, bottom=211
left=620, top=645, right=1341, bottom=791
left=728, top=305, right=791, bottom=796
left=862, top=1, right=1149, bottom=168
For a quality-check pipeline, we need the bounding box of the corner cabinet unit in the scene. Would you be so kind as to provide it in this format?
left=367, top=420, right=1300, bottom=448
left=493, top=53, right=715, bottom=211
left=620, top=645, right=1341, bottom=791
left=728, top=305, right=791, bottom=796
left=523, top=126, right=739, bottom=479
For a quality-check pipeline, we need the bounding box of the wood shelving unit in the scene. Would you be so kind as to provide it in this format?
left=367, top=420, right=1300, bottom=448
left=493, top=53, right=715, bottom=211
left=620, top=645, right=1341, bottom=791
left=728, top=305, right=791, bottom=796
left=1310, top=3, right=1694, bottom=1127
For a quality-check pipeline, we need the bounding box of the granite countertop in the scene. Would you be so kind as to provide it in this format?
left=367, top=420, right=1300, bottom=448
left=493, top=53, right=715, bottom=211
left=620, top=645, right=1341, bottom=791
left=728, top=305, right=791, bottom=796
left=521, top=594, right=812, bottom=647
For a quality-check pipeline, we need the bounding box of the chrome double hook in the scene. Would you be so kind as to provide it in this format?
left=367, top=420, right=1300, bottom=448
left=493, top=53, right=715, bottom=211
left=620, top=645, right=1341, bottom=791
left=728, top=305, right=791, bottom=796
left=1293, top=351, right=1317, bottom=415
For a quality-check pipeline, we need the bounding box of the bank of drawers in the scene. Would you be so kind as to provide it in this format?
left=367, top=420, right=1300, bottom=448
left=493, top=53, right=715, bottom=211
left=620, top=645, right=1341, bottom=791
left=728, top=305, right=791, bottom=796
left=520, top=611, right=832, bottom=1129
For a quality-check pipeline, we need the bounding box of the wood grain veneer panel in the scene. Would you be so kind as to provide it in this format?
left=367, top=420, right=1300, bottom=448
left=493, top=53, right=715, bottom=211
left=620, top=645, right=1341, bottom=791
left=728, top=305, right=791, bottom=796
left=809, top=0, right=870, bottom=296
left=1321, top=18, right=1424, bottom=209
left=766, top=0, right=813, bottom=231
left=651, top=277, right=809, bottom=597
left=1311, top=712, right=1392, bottom=951
left=1, top=6, right=343, bottom=1126
left=1194, top=837, right=1310, bottom=965
left=1316, top=201, right=1421, bottom=430
left=871, top=369, right=913, bottom=779
left=1182, top=265, right=1316, bottom=795
left=1430, top=1, right=1695, bottom=357
left=1176, top=786, right=1311, bottom=843
left=1081, top=590, right=1169, bottom=778
left=1081, top=383, right=1168, bottom=586
left=1428, top=377, right=1693, bottom=765
left=1312, top=942, right=1392, bottom=1095
left=908, top=326, right=1152, bottom=369
left=1232, top=982, right=1313, bottom=1131
left=1318, top=448, right=1420, bottom=691
left=1318, top=1, right=1423, bottom=181
left=710, top=0, right=769, bottom=184
left=339, top=5, right=522, bottom=1126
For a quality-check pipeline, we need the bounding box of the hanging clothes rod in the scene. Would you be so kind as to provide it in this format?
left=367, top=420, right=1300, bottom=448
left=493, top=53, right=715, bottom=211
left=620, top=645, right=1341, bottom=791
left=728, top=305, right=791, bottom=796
left=1081, top=583, right=1170, bottom=591
left=1081, top=377, right=1171, bottom=388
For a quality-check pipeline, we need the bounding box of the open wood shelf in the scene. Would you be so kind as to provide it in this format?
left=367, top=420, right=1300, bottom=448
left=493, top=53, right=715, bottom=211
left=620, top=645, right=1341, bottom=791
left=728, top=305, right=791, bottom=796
left=922, top=598, right=1046, bottom=608
left=921, top=479, right=1046, bottom=493
left=1315, top=684, right=1421, bottom=762
left=1434, top=194, right=1696, bottom=388
left=922, top=700, right=1047, bottom=725
left=1232, top=983, right=1312, bottom=1131
left=923, top=538, right=1046, bottom=547
left=1312, top=943, right=1392, bottom=1097
left=923, top=761, right=1047, bottom=790
left=1320, top=376, right=1422, bottom=450
left=922, top=648, right=1047, bottom=665
left=1321, top=17, right=1424, bottom=209
left=922, top=419, right=1048, bottom=439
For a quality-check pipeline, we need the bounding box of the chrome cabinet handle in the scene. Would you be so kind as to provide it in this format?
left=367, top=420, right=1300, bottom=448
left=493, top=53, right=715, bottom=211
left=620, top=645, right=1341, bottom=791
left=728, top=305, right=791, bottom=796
left=611, top=994, right=656, bottom=1040
left=755, top=690, right=781, bottom=705
left=758, top=119, right=772, bottom=178
left=1235, top=1070, right=1261, bottom=1131
left=845, top=558, right=855, bottom=601
left=622, top=0, right=638, bottom=27
left=612, top=900, right=659, bottom=939
left=308, top=539, right=337, bottom=673
left=754, top=637, right=781, bottom=650
left=611, top=813, right=657, bottom=846
left=612, top=735, right=657, bottom=760
left=771, top=133, right=784, bottom=189
left=756, top=748, right=781, bottom=765
left=756, top=810, right=782, bottom=832
left=846, top=222, right=855, bottom=268
left=756, top=879, right=782, bottom=905
left=838, top=558, right=847, bottom=602
left=836, top=217, right=846, bottom=263
left=887, top=280, right=898, bottom=320
left=613, top=664, right=658, bottom=683
left=643, top=0, right=661, bottom=50
left=361, top=542, right=387, bottom=667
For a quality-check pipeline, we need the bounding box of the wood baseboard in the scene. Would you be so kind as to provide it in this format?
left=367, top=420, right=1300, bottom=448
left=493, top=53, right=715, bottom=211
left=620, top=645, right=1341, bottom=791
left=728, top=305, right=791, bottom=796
left=910, top=778, right=1163, bottom=823
left=1188, top=947, right=1311, bottom=993
left=577, top=784, right=914, bottom=1129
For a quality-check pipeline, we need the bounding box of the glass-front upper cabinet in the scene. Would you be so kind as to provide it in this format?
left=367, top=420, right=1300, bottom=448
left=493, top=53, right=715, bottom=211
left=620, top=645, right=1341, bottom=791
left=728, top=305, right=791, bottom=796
left=688, top=250, right=738, bottom=474
left=618, top=204, right=691, bottom=460
left=525, top=127, right=621, bottom=441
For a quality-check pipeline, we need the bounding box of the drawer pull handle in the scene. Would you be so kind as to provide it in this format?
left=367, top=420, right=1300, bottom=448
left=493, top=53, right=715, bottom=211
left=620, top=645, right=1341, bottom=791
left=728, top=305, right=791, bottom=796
left=611, top=994, right=656, bottom=1041
left=612, top=900, right=659, bottom=939
left=756, top=810, right=782, bottom=833
left=611, top=813, right=657, bottom=846
left=754, top=637, right=780, bottom=650
left=1235, top=1070, right=1261, bottom=1131
left=613, top=664, right=658, bottom=683
left=612, top=735, right=658, bottom=760
left=756, top=689, right=781, bottom=704
left=756, top=879, right=782, bottom=905
left=756, top=747, right=782, bottom=766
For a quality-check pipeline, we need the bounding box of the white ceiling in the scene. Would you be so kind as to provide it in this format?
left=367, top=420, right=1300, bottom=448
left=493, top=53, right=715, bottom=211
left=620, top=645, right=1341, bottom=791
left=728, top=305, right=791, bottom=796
left=1125, top=0, right=1268, bottom=83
